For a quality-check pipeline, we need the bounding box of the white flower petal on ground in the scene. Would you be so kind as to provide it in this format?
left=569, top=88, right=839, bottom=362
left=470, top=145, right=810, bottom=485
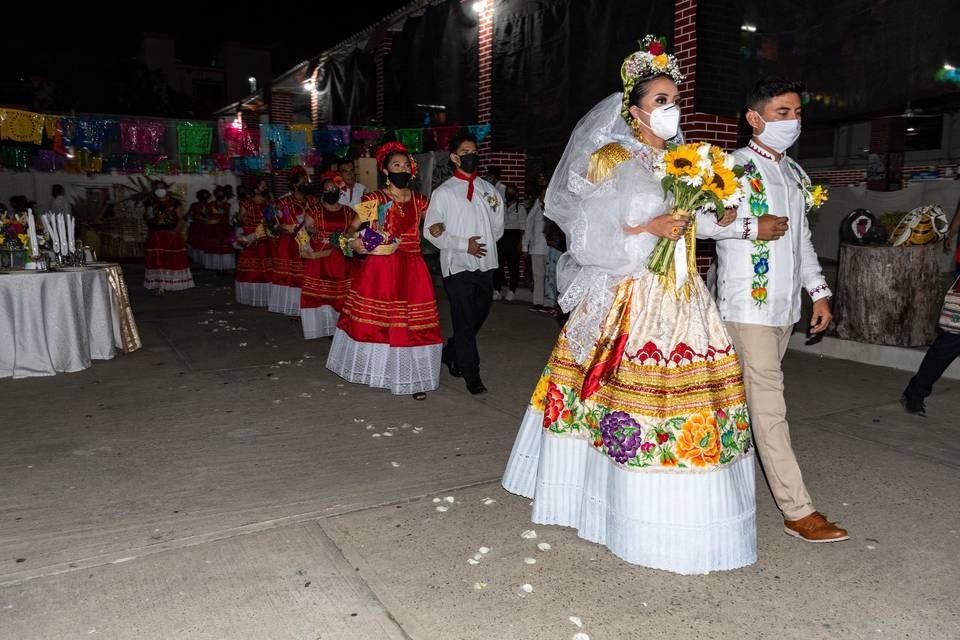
left=239, top=343, right=247, bottom=347
left=299, top=393, right=311, bottom=398
left=435, top=506, right=449, bottom=513
left=521, top=530, right=537, bottom=540
left=371, top=433, right=381, bottom=439
left=573, top=633, right=590, bottom=640
left=520, top=584, right=534, bottom=593
left=272, top=399, right=282, bottom=404
left=432, top=497, right=442, bottom=503
left=482, top=498, right=496, bottom=506
left=524, top=558, right=537, bottom=565
left=444, top=496, right=456, bottom=503
left=391, top=462, right=400, bottom=468
left=382, top=432, right=393, bottom=437
left=473, top=553, right=483, bottom=561
left=537, top=543, right=552, bottom=551
left=467, top=558, right=480, bottom=565
left=366, top=425, right=375, bottom=431
left=353, top=418, right=365, bottom=423
left=400, top=423, right=412, bottom=429
left=478, top=547, right=490, bottom=555
left=569, top=617, right=582, bottom=628
left=473, top=582, right=488, bottom=590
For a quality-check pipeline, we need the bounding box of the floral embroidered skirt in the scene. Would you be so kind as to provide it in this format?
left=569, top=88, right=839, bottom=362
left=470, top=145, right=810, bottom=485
left=502, top=270, right=757, bottom=575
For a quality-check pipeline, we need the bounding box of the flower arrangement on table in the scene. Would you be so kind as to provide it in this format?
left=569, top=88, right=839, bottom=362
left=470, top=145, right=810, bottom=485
left=0, top=213, right=31, bottom=250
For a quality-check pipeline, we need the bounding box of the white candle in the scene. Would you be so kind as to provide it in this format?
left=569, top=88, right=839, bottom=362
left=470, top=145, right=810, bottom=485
left=57, top=213, right=68, bottom=255
left=67, top=214, right=75, bottom=253
left=26, top=208, right=39, bottom=257
left=42, top=213, right=57, bottom=251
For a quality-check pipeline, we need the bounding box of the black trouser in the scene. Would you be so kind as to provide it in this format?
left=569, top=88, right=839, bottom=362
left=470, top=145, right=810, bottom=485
left=494, top=229, right=523, bottom=292
left=904, top=331, right=960, bottom=400
left=442, top=269, right=495, bottom=384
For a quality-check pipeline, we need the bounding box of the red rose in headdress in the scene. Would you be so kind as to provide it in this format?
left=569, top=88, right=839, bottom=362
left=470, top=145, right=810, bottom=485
left=319, top=170, right=345, bottom=190
left=375, top=141, right=417, bottom=178
left=288, top=165, right=309, bottom=183
left=648, top=41, right=664, bottom=55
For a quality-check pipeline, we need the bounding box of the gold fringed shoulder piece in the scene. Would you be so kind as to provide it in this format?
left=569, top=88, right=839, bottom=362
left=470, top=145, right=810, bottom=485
left=587, top=143, right=632, bottom=184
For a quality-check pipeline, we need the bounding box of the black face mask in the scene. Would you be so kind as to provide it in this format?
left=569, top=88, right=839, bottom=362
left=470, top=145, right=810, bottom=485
left=322, top=191, right=340, bottom=205
left=458, top=153, right=479, bottom=174
left=388, top=171, right=412, bottom=189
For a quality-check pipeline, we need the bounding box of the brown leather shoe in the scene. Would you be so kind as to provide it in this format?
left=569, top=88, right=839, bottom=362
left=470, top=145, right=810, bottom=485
left=783, top=512, right=849, bottom=543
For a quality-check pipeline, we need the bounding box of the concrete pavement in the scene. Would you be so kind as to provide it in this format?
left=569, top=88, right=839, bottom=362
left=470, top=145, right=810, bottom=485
left=1, top=267, right=957, bottom=639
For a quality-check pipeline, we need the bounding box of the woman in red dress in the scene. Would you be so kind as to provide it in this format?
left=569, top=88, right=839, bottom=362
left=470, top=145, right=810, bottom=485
left=326, top=143, right=442, bottom=399
left=186, top=189, right=210, bottom=265
left=300, top=172, right=355, bottom=339
left=202, top=186, right=236, bottom=272
left=144, top=180, right=194, bottom=294
left=269, top=166, right=316, bottom=316
left=234, top=178, right=273, bottom=307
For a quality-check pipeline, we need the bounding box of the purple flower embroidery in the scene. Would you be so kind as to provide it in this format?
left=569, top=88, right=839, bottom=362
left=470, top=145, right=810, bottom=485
left=599, top=411, right=642, bottom=464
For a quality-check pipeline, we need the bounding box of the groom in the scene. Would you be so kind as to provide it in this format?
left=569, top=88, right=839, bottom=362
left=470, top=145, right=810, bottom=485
left=698, top=77, right=849, bottom=543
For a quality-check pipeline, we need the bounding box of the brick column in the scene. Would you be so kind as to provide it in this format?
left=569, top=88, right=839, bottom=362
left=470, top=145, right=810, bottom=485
left=375, top=32, right=395, bottom=124
left=268, top=89, right=294, bottom=196
left=673, top=0, right=738, bottom=150
left=476, top=0, right=526, bottom=197
left=673, top=0, right=735, bottom=275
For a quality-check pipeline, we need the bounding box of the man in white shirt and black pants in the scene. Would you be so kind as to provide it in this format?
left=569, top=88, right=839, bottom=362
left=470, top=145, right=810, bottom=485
left=699, top=78, right=849, bottom=544
left=425, top=132, right=505, bottom=395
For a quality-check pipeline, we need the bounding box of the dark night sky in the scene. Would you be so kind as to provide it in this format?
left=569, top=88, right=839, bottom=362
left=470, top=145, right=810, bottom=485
left=0, top=5, right=409, bottom=114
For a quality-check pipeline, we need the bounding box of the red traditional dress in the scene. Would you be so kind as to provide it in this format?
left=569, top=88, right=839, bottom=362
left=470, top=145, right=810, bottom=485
left=234, top=198, right=272, bottom=307
left=186, top=200, right=207, bottom=265
left=301, top=204, right=355, bottom=339
left=326, top=190, right=443, bottom=394
left=268, top=193, right=315, bottom=316
left=144, top=197, right=194, bottom=291
left=202, top=199, right=236, bottom=271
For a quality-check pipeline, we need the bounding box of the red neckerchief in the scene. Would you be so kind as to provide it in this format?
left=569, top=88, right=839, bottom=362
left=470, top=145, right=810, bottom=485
left=453, top=169, right=477, bottom=202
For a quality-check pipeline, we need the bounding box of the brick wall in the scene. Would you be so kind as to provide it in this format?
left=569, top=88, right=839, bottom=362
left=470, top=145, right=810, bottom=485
left=477, top=0, right=526, bottom=198
left=268, top=90, right=293, bottom=196
left=807, top=163, right=956, bottom=188
left=375, top=32, right=395, bottom=124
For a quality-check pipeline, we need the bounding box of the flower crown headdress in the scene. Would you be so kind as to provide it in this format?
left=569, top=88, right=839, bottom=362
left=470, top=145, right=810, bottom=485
left=620, top=35, right=685, bottom=124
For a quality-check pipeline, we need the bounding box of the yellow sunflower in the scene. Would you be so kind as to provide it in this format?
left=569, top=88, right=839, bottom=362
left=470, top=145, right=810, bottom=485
left=664, top=145, right=701, bottom=177
left=811, top=185, right=829, bottom=208
left=702, top=162, right=738, bottom=200
left=709, top=145, right=726, bottom=165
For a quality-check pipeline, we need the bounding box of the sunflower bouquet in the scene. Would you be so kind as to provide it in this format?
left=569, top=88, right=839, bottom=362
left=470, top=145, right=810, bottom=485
left=647, top=142, right=747, bottom=277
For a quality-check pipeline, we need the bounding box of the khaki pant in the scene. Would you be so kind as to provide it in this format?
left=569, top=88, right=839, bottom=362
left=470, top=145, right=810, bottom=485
left=725, top=322, right=815, bottom=521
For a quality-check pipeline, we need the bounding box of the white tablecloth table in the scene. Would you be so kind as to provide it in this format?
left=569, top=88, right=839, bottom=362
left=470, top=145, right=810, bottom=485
left=0, top=265, right=131, bottom=379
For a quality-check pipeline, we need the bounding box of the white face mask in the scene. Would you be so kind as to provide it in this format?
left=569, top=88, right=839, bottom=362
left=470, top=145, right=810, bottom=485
left=753, top=113, right=801, bottom=153
left=639, top=103, right=681, bottom=140
left=155, top=189, right=167, bottom=199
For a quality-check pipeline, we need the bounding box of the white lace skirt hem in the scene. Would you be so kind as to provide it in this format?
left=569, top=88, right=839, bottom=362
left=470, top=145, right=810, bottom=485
left=326, top=328, right=441, bottom=395
left=144, top=269, right=194, bottom=291
left=502, top=407, right=757, bottom=575
left=268, top=285, right=301, bottom=316
left=235, top=281, right=269, bottom=307
left=302, top=306, right=339, bottom=339
left=203, top=253, right=236, bottom=271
